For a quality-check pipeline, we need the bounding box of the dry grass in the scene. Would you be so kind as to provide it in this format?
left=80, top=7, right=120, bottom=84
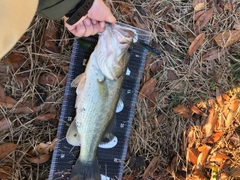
left=0, top=0, right=240, bottom=179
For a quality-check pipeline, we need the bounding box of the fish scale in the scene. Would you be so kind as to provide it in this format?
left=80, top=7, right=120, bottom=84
left=49, top=23, right=151, bottom=180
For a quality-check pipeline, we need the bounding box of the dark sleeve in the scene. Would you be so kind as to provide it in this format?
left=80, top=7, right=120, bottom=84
left=37, top=0, right=82, bottom=20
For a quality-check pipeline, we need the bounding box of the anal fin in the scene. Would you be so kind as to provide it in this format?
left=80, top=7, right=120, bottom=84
left=66, top=118, right=81, bottom=146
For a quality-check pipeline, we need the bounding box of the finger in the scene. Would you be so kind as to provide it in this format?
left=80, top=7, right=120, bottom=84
left=74, top=21, right=86, bottom=37
left=82, top=18, right=94, bottom=37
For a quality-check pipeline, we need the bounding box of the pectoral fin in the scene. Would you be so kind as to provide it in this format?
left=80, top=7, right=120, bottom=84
left=66, top=118, right=81, bottom=146
left=71, top=73, right=85, bottom=88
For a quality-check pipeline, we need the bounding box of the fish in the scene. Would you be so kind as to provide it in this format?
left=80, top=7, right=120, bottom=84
left=66, top=24, right=135, bottom=180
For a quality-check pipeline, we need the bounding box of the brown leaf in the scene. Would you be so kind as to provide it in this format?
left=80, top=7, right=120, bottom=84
left=193, top=8, right=213, bottom=34
left=38, top=72, right=66, bottom=86
left=138, top=78, right=156, bottom=100
left=3, top=52, right=27, bottom=69
left=202, top=48, right=227, bottom=61
left=142, top=155, right=160, bottom=179
left=0, top=84, right=5, bottom=100
left=210, top=153, right=229, bottom=164
left=0, top=143, right=17, bottom=160
left=192, top=168, right=206, bottom=179
left=117, top=2, right=132, bottom=16
left=214, top=30, right=240, bottom=48
left=187, top=127, right=196, bottom=147
left=0, top=118, right=12, bottom=132
left=29, top=138, right=57, bottom=156
left=26, top=154, right=51, bottom=164
left=123, top=172, right=139, bottom=180
left=0, top=166, right=12, bottom=180
left=193, top=0, right=204, bottom=6
left=34, top=113, right=56, bottom=123
left=193, top=10, right=205, bottom=21
left=224, top=2, right=233, bottom=12
left=225, top=99, right=239, bottom=128
left=197, top=145, right=211, bottom=169
left=19, top=34, right=30, bottom=42
left=194, top=2, right=206, bottom=11
left=204, top=108, right=218, bottom=137
left=173, top=104, right=192, bottom=119
left=216, top=88, right=224, bottom=107
left=42, top=21, right=60, bottom=53
left=206, top=131, right=223, bottom=144
left=187, top=147, right=199, bottom=165
left=191, top=105, right=207, bottom=116
left=186, top=33, right=205, bottom=59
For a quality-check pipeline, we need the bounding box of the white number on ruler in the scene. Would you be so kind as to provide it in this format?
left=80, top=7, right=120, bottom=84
left=120, top=123, right=125, bottom=128
left=67, top=117, right=72, bottom=121
left=60, top=154, right=65, bottom=158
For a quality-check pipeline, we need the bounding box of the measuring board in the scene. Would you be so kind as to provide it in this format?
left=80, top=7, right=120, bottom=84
left=49, top=23, right=151, bottom=180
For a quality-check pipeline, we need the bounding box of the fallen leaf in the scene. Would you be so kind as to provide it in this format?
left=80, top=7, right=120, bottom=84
left=214, top=30, right=240, bottom=48
left=26, top=154, right=51, bottom=164
left=206, top=131, right=224, bottom=144
left=197, top=145, right=211, bottom=169
left=38, top=72, right=66, bottom=86
left=216, top=88, right=224, bottom=107
left=0, top=143, right=17, bottom=160
left=224, top=2, right=233, bottom=12
left=29, top=138, right=57, bottom=156
left=191, top=105, right=207, bottom=116
left=3, top=52, right=27, bottom=69
left=138, top=78, right=156, bottom=100
left=192, top=168, right=206, bottom=179
left=0, top=166, right=12, bottom=180
left=42, top=21, right=60, bottom=53
left=225, top=99, right=239, bottom=128
left=204, top=108, right=218, bottom=137
left=129, top=155, right=145, bottom=170
left=34, top=113, right=56, bottom=123
left=186, top=33, right=205, bottom=59
left=222, top=93, right=230, bottom=101
left=193, top=10, right=205, bottom=21
left=202, top=48, right=227, bottom=61
left=142, top=155, right=160, bottom=179
left=193, top=0, right=204, bottom=6
left=233, top=21, right=240, bottom=30
left=173, top=104, right=192, bottom=119
left=194, top=8, right=213, bottom=34
left=188, top=127, right=196, bottom=147
left=210, top=153, right=229, bottom=164
left=0, top=118, right=12, bottom=132
left=117, top=2, right=132, bottom=16
left=187, top=147, right=199, bottom=165
left=194, top=2, right=206, bottom=11
left=19, top=34, right=30, bottom=42
left=123, top=172, right=139, bottom=180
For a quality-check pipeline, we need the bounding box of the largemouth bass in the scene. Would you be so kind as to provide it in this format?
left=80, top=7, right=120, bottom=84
left=66, top=24, right=134, bottom=180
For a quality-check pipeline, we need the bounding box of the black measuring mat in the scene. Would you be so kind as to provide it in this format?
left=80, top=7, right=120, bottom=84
left=49, top=24, right=150, bottom=180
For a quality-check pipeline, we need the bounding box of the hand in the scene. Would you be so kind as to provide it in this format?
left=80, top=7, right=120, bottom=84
left=64, top=0, right=116, bottom=37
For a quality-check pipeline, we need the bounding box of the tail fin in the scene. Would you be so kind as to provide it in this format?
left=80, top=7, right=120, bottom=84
left=69, top=157, right=100, bottom=180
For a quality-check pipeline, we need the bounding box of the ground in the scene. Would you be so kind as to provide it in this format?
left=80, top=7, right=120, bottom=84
left=0, top=0, right=239, bottom=180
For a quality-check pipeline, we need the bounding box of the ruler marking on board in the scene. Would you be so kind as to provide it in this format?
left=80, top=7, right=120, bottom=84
left=49, top=24, right=150, bottom=180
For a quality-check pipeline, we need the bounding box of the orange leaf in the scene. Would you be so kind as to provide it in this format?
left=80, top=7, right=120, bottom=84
left=191, top=105, right=207, bottom=116
left=214, top=30, right=240, bottom=48
left=187, top=147, right=199, bottom=165
left=194, top=2, right=206, bottom=11
left=142, top=155, right=160, bottom=179
left=216, top=88, right=224, bottom=107
left=224, top=2, right=233, bottom=12
left=197, top=145, right=211, bottom=169
left=206, top=131, right=223, bottom=144
left=210, top=153, right=229, bottom=164
left=138, top=78, right=156, bottom=100
left=193, top=8, right=213, bottom=34
left=193, top=0, right=204, bottom=6
left=173, top=104, right=192, bottom=119
left=0, top=143, right=17, bottom=160
left=202, top=48, right=227, bottom=61
left=204, top=108, right=218, bottom=137
left=26, top=154, right=51, bottom=164
left=0, top=118, right=12, bottom=132
left=186, top=33, right=205, bottom=58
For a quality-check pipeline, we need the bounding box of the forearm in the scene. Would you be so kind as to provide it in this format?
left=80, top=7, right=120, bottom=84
left=37, top=0, right=84, bottom=20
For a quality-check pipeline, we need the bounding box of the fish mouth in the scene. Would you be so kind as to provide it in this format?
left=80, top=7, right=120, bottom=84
left=112, top=25, right=135, bottom=45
